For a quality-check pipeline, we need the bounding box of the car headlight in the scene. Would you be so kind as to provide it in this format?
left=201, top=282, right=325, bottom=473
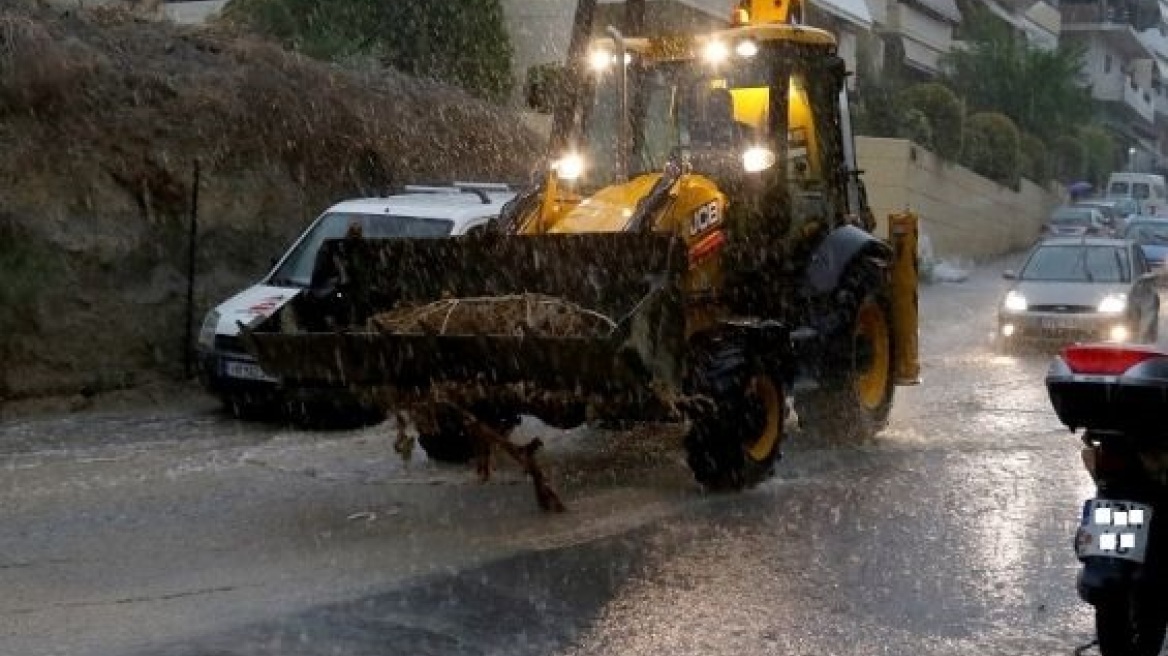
left=1003, top=290, right=1028, bottom=312
left=198, top=310, right=221, bottom=349
left=1098, top=294, right=1127, bottom=314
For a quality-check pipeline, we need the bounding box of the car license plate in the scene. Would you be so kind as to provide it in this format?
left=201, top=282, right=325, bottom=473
left=1041, top=317, right=1078, bottom=331
left=1076, top=499, right=1153, bottom=563
left=223, top=360, right=277, bottom=382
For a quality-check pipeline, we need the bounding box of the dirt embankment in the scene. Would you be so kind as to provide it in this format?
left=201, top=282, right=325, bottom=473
left=0, top=0, right=542, bottom=406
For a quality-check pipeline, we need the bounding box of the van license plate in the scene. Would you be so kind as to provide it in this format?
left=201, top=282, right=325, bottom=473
left=1075, top=499, right=1153, bottom=563
left=224, top=360, right=277, bottom=382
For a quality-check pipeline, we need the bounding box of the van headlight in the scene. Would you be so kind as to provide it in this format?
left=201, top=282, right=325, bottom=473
left=1098, top=294, right=1127, bottom=314
left=198, top=310, right=220, bottom=349
left=1003, top=290, right=1028, bottom=312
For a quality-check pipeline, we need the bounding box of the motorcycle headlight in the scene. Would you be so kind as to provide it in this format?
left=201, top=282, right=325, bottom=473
left=1003, top=290, right=1028, bottom=312
left=198, top=310, right=221, bottom=349
left=1098, top=294, right=1127, bottom=314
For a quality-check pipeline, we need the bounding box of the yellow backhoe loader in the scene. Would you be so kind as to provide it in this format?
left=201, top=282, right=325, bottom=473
left=240, top=0, right=921, bottom=503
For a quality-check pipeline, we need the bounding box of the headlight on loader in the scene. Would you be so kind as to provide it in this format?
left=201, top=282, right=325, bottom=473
left=554, top=153, right=585, bottom=181
left=742, top=146, right=776, bottom=173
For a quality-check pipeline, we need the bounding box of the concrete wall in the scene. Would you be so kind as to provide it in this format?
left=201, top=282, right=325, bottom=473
left=857, top=137, right=1064, bottom=260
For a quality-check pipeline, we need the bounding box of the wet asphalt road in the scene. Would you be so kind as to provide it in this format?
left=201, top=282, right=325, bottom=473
left=0, top=256, right=1131, bottom=656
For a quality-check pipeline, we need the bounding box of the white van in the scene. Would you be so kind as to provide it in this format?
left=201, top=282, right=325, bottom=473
left=1107, top=172, right=1168, bottom=216
left=195, top=183, right=517, bottom=418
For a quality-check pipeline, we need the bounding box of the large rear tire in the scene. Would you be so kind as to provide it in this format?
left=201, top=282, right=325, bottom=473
left=418, top=404, right=521, bottom=464
left=1095, top=590, right=1168, bottom=656
left=796, top=257, right=895, bottom=444
left=684, top=340, right=786, bottom=491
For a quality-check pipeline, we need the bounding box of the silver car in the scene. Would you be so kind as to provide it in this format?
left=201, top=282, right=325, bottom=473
left=998, top=237, right=1161, bottom=345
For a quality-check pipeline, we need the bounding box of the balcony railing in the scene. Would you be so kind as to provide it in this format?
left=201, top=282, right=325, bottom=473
left=1062, top=2, right=1133, bottom=24
left=1123, top=75, right=1157, bottom=122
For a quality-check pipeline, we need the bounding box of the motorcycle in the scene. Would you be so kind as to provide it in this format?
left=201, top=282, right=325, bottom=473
left=1047, top=343, right=1168, bottom=656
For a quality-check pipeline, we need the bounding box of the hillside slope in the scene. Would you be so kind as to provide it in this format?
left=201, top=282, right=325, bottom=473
left=0, top=0, right=542, bottom=401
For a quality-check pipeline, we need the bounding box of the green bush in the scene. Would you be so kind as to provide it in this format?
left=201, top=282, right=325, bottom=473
left=525, top=62, right=569, bottom=114
left=1078, top=125, right=1119, bottom=189
left=1049, top=134, right=1087, bottom=183
left=1019, top=133, right=1049, bottom=183
left=899, top=83, right=963, bottom=159
left=898, top=108, right=933, bottom=148
left=853, top=76, right=904, bottom=138
left=220, top=0, right=515, bottom=102
left=960, top=112, right=1021, bottom=187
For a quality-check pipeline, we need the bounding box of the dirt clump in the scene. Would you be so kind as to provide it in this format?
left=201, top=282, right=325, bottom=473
left=0, top=0, right=542, bottom=406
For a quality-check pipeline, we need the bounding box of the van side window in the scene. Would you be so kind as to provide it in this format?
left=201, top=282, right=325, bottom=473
left=1134, top=183, right=1151, bottom=199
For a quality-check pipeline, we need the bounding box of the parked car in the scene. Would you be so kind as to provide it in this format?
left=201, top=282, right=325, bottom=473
left=1107, top=171, right=1168, bottom=215
left=1040, top=206, right=1111, bottom=239
left=196, top=183, right=517, bottom=420
left=1075, top=197, right=1141, bottom=233
left=998, top=237, right=1160, bottom=347
left=1122, top=217, right=1168, bottom=275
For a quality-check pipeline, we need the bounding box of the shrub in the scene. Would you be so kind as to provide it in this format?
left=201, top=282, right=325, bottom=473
left=898, top=108, right=933, bottom=148
left=960, top=112, right=1021, bottom=187
left=1078, top=125, right=1119, bottom=189
left=1019, top=133, right=1049, bottom=183
left=1049, top=134, right=1087, bottom=183
left=220, top=0, right=515, bottom=102
left=899, top=83, right=963, bottom=159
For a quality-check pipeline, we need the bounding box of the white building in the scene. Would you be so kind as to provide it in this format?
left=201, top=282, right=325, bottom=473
left=1062, top=0, right=1161, bottom=169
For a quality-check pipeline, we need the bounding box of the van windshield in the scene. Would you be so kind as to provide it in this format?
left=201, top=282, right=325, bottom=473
left=267, top=212, right=455, bottom=287
left=1109, top=182, right=1130, bottom=196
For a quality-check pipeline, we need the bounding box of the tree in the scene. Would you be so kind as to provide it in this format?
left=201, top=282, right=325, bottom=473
left=940, top=3, right=1091, bottom=143
left=1078, top=125, right=1119, bottom=188
left=220, top=0, right=515, bottom=102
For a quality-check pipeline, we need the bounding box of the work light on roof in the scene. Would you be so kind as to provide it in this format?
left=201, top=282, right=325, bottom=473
left=703, top=40, right=730, bottom=65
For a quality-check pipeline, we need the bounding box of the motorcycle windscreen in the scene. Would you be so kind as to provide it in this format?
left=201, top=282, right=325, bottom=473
left=242, top=232, right=687, bottom=393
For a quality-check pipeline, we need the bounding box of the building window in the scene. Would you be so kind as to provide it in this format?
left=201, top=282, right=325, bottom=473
left=1104, top=54, right=1112, bottom=73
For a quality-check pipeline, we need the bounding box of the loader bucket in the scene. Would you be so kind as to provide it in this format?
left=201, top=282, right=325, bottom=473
left=241, top=232, right=688, bottom=395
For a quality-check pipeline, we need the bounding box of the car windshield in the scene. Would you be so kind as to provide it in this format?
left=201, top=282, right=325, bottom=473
left=1124, top=221, right=1168, bottom=244
left=1020, top=244, right=1130, bottom=282
left=1050, top=208, right=1092, bottom=225
left=267, top=212, right=454, bottom=287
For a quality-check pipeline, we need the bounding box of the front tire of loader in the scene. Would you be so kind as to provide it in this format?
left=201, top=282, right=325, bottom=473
left=797, top=257, right=895, bottom=444
left=684, top=341, right=785, bottom=491
left=418, top=404, right=521, bottom=464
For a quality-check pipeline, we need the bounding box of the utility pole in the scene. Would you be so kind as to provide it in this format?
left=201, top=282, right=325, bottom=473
left=550, top=0, right=598, bottom=154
